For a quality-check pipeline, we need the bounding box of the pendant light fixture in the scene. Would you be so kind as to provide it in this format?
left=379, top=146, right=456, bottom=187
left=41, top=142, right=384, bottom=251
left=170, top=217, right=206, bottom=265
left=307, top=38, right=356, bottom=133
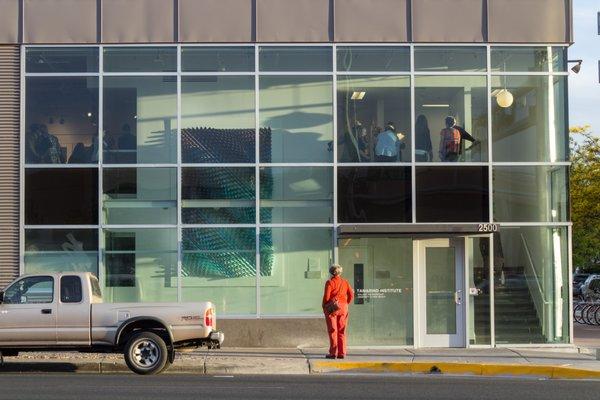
left=496, top=61, right=514, bottom=108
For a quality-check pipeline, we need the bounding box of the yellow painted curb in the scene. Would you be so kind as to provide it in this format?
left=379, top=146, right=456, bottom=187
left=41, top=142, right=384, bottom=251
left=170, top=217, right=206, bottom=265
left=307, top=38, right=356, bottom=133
left=312, top=361, right=600, bottom=380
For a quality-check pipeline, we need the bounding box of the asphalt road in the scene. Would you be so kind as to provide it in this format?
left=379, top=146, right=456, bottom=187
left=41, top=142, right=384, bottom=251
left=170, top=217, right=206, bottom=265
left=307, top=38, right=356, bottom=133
left=0, top=374, right=598, bottom=400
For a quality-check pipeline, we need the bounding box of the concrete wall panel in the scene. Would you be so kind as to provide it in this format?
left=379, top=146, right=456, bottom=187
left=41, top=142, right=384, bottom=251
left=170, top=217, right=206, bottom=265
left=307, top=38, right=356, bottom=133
left=334, top=0, right=410, bottom=42
left=413, top=0, right=486, bottom=42
left=257, top=0, right=332, bottom=42
left=0, top=0, right=20, bottom=43
left=102, top=0, right=176, bottom=43
left=489, top=0, right=570, bottom=43
left=180, top=0, right=254, bottom=43
left=24, top=0, right=98, bottom=43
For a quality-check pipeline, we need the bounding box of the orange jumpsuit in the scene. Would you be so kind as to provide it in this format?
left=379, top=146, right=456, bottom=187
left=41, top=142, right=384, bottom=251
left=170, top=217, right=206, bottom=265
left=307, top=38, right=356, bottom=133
left=322, top=275, right=354, bottom=357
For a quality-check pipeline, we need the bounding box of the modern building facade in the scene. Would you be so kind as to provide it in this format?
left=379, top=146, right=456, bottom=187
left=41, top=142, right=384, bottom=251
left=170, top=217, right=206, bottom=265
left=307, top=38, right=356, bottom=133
left=0, top=0, right=573, bottom=348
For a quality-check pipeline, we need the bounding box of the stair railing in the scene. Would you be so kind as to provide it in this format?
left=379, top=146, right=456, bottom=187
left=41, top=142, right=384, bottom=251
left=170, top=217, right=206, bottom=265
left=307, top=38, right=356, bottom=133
left=520, top=233, right=551, bottom=337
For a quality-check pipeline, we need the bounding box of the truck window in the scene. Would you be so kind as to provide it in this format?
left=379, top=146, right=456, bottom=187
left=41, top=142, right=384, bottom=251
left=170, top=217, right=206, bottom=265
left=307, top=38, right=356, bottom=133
left=90, top=275, right=102, bottom=298
left=60, top=276, right=83, bottom=303
left=3, top=276, right=54, bottom=304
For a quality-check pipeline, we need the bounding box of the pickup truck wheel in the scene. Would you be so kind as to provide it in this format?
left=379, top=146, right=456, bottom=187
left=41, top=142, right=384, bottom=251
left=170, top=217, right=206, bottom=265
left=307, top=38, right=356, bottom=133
left=124, top=332, right=168, bottom=375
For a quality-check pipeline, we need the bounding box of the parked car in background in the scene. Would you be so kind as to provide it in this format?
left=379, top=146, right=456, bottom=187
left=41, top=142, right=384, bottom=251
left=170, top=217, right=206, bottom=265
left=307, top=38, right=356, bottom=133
left=0, top=273, right=224, bottom=374
left=581, top=274, right=600, bottom=302
left=573, top=273, right=591, bottom=299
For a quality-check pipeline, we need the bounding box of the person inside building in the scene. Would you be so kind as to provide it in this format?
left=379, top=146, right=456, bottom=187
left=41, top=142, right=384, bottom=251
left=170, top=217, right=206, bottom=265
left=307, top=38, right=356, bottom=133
left=322, top=264, right=354, bottom=359
left=439, top=116, right=478, bottom=162
left=374, top=122, right=405, bottom=162
left=415, top=114, right=433, bottom=162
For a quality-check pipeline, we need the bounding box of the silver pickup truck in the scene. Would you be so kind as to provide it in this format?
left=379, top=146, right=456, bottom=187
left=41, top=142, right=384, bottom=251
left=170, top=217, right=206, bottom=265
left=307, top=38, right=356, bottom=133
left=0, top=272, right=224, bottom=374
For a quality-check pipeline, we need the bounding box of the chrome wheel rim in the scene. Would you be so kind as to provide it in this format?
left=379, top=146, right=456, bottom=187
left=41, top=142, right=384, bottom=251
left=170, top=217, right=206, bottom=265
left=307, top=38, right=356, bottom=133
left=132, top=339, right=160, bottom=368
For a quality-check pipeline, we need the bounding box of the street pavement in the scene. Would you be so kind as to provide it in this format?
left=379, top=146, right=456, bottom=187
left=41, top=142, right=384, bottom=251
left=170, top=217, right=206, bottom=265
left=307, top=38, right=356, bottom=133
left=0, top=374, right=598, bottom=400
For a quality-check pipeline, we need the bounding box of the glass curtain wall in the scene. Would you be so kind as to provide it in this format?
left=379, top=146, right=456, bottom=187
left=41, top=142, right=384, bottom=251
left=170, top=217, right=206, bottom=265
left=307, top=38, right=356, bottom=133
left=23, top=46, right=570, bottom=342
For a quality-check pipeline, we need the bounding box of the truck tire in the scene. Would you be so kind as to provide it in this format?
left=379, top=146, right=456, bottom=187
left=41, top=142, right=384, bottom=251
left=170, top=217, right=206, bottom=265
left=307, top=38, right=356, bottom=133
left=124, top=331, right=168, bottom=375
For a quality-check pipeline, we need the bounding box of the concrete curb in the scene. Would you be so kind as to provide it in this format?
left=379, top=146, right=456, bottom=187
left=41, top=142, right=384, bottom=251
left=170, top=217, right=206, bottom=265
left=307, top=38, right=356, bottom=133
left=311, top=361, right=600, bottom=380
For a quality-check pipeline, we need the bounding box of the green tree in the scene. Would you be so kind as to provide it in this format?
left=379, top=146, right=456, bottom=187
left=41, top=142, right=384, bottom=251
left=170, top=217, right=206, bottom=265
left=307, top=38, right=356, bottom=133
left=570, top=125, right=600, bottom=271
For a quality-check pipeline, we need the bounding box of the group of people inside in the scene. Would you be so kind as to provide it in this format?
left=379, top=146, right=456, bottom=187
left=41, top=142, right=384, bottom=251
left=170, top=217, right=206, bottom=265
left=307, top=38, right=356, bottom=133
left=347, top=115, right=479, bottom=163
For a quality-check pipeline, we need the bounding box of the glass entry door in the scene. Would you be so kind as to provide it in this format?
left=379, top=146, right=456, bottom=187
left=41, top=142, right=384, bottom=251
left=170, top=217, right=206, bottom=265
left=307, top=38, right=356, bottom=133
left=416, top=238, right=465, bottom=347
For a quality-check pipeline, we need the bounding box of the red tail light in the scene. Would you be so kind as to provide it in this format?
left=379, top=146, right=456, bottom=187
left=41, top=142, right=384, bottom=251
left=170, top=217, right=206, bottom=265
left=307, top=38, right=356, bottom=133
left=205, top=308, right=214, bottom=328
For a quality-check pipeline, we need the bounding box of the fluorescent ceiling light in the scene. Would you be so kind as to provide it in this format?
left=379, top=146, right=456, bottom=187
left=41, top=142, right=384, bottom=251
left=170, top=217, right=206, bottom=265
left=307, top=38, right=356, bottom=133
left=351, top=91, right=366, bottom=100
left=422, top=104, right=450, bottom=108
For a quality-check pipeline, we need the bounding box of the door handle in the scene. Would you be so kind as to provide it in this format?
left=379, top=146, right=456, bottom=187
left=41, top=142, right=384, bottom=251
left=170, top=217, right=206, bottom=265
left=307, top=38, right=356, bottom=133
left=41, top=309, right=52, bottom=314
left=454, top=290, right=463, bottom=305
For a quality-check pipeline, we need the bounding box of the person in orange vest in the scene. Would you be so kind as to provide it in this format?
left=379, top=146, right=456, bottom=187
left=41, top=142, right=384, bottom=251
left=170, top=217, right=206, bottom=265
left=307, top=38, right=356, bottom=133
left=322, top=264, right=354, bottom=359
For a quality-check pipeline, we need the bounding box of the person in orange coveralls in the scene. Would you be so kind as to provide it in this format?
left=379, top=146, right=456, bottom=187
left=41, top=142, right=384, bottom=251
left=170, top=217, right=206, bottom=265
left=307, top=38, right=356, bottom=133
left=322, top=264, right=354, bottom=359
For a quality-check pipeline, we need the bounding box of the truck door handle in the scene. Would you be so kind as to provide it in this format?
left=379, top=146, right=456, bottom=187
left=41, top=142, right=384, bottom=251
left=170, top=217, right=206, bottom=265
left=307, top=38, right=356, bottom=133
left=41, top=309, right=52, bottom=314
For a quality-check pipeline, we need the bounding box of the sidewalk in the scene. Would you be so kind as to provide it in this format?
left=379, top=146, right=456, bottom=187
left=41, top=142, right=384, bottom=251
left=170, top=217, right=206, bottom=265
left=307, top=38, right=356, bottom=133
left=2, top=346, right=600, bottom=379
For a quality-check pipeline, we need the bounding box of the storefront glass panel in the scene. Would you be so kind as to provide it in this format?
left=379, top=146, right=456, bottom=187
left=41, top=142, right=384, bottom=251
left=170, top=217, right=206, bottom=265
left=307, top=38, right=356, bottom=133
left=181, top=76, right=255, bottom=163
left=415, top=47, right=486, bottom=72
left=493, top=166, right=569, bottom=223
left=25, top=77, right=99, bottom=164
left=103, top=47, right=177, bottom=73
left=338, top=166, right=412, bottom=223
left=259, top=228, right=333, bottom=315
left=340, top=237, right=414, bottom=346
left=492, top=76, right=568, bottom=162
left=103, top=168, right=177, bottom=225
left=415, top=76, right=488, bottom=162
left=182, top=47, right=254, bottom=72
left=103, top=228, right=177, bottom=303
left=336, top=46, right=410, bottom=72
left=337, top=76, right=411, bottom=162
left=491, top=47, right=549, bottom=72
left=103, top=76, right=177, bottom=164
left=259, top=76, right=333, bottom=163
left=259, top=167, right=333, bottom=224
left=415, top=166, right=489, bottom=222
left=494, top=226, right=569, bottom=344
left=259, top=46, right=332, bottom=72
left=26, top=47, right=99, bottom=73
left=24, top=229, right=98, bottom=275
left=467, top=236, right=491, bottom=345
left=182, top=228, right=256, bottom=315
left=182, top=167, right=255, bottom=224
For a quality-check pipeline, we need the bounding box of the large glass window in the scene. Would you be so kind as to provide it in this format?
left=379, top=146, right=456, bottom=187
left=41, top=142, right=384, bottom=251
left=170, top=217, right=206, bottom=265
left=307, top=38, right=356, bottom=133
left=182, top=47, right=254, bottom=72
left=24, top=229, right=98, bottom=275
left=25, top=168, right=98, bottom=225
left=182, top=167, right=255, bottom=224
left=493, top=166, right=568, bottom=222
left=259, top=76, right=333, bottom=163
left=26, top=77, right=99, bottom=164
left=337, top=76, right=411, bottom=162
left=337, top=46, right=410, bottom=72
left=103, top=168, right=177, bottom=225
left=181, top=76, right=255, bottom=163
left=103, top=47, right=177, bottom=73
left=26, top=47, right=98, bottom=73
left=103, top=228, right=177, bottom=303
left=415, top=47, right=486, bottom=72
left=259, top=46, right=332, bottom=72
left=182, top=228, right=256, bottom=315
left=416, top=166, right=489, bottom=222
left=338, top=167, right=412, bottom=223
left=494, top=226, right=569, bottom=344
left=492, top=76, right=568, bottom=162
left=259, top=227, right=333, bottom=315
left=103, top=76, right=177, bottom=164
left=260, top=167, right=333, bottom=224
left=467, top=236, right=491, bottom=345
left=415, top=76, right=488, bottom=162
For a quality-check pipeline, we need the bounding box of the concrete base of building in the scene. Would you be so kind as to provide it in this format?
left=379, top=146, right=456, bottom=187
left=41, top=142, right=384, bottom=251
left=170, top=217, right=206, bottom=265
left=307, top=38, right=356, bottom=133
left=218, top=318, right=328, bottom=348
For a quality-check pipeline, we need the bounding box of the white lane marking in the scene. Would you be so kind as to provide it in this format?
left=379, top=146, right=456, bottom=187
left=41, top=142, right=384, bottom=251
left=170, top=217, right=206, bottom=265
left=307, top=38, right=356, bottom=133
left=213, top=375, right=235, bottom=378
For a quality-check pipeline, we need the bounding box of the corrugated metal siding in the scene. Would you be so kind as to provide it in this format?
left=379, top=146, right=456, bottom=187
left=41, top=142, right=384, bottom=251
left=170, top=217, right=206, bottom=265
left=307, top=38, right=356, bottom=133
left=0, top=45, right=20, bottom=289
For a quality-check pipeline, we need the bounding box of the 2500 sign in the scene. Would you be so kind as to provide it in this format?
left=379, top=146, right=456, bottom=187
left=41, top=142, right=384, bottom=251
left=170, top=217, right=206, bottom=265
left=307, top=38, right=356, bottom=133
left=477, top=223, right=499, bottom=232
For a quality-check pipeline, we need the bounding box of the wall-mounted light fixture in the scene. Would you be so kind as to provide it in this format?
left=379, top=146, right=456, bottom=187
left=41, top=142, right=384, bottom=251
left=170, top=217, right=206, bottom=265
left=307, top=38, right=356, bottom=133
left=568, top=59, right=583, bottom=74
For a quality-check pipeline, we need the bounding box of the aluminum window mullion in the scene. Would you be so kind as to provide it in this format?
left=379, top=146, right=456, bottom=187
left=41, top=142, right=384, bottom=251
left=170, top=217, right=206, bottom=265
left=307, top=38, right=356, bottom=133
left=332, top=43, right=338, bottom=265
left=254, top=44, right=261, bottom=319
left=176, top=43, right=183, bottom=303
left=98, top=44, right=104, bottom=286
left=19, top=45, right=25, bottom=276
left=410, top=43, right=417, bottom=224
